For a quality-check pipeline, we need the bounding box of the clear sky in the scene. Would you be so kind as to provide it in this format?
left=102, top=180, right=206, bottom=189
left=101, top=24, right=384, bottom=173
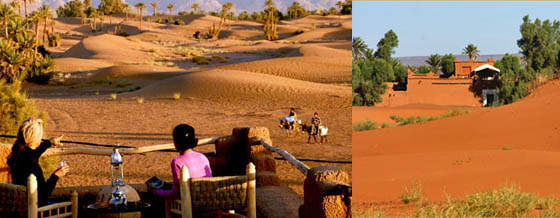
left=353, top=1, right=560, bottom=57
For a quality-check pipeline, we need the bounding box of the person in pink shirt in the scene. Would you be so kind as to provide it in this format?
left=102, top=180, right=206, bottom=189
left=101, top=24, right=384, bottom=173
left=153, top=124, right=212, bottom=197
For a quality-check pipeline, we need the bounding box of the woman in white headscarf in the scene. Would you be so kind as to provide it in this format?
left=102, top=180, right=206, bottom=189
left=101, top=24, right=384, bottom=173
left=7, top=117, right=69, bottom=206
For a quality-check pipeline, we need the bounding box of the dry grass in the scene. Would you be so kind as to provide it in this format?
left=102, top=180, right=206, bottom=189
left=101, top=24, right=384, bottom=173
left=110, top=93, right=117, bottom=100
left=173, top=93, right=181, bottom=100
left=136, top=97, right=144, bottom=104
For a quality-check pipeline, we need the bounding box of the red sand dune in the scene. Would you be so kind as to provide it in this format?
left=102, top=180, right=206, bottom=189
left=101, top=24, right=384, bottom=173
left=353, top=79, right=560, bottom=203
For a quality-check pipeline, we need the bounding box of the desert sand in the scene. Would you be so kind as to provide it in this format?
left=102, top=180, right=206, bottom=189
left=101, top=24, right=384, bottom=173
left=353, top=79, right=560, bottom=214
left=21, top=14, right=351, bottom=197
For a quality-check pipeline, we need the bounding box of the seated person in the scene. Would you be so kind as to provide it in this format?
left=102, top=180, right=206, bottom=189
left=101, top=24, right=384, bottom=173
left=7, top=117, right=68, bottom=206
left=153, top=124, right=212, bottom=197
left=288, top=108, right=298, bottom=124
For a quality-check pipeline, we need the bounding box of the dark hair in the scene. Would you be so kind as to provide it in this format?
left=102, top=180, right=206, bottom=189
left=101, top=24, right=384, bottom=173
left=172, top=124, right=198, bottom=152
left=314, top=112, right=319, bottom=115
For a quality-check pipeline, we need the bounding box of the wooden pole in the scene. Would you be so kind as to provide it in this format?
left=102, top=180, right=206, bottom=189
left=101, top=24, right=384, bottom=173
left=246, top=163, right=256, bottom=218
left=180, top=166, right=192, bottom=218
left=261, top=141, right=309, bottom=175
left=71, top=191, right=78, bottom=218
left=41, top=137, right=220, bottom=157
left=28, top=174, right=38, bottom=218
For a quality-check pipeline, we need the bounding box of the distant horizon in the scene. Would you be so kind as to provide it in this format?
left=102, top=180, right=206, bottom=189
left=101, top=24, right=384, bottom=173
left=394, top=53, right=522, bottom=58
left=354, top=1, right=560, bottom=57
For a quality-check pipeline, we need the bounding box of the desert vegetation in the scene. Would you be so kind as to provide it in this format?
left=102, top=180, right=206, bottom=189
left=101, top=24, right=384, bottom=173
left=352, top=31, right=408, bottom=106
left=413, top=185, right=560, bottom=217
left=390, top=109, right=471, bottom=126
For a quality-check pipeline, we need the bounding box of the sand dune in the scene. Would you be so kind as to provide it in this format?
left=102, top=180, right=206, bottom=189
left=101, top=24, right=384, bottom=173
left=123, top=69, right=349, bottom=108
left=62, top=34, right=157, bottom=63
left=353, top=79, right=560, bottom=203
left=89, top=64, right=184, bottom=82
left=54, top=57, right=113, bottom=73
left=220, top=44, right=351, bottom=84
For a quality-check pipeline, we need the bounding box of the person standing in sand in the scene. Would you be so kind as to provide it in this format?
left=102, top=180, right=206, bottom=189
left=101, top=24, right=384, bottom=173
left=152, top=124, right=212, bottom=197
left=308, top=112, right=322, bottom=144
left=7, top=117, right=68, bottom=206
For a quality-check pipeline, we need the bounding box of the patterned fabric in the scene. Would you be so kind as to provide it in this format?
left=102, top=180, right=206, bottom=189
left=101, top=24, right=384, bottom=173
left=190, top=176, right=248, bottom=212
left=155, top=151, right=212, bottom=197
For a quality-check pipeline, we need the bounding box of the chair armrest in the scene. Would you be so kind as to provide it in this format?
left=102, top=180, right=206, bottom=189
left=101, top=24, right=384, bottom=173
left=37, top=201, right=72, bottom=212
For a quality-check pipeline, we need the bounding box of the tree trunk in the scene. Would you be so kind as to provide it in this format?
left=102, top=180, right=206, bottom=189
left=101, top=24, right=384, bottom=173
left=24, top=1, right=28, bottom=28
left=139, top=11, right=142, bottom=32
left=34, top=21, right=38, bottom=62
left=43, top=17, right=48, bottom=46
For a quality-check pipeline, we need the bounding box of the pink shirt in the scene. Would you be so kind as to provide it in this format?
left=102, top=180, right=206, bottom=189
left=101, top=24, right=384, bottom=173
left=154, top=150, right=212, bottom=197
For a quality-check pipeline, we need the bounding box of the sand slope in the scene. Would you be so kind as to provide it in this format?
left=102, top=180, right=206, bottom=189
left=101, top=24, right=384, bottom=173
left=354, top=79, right=560, bottom=203
left=221, top=45, right=351, bottom=84
left=123, top=69, right=349, bottom=109
left=62, top=34, right=156, bottom=63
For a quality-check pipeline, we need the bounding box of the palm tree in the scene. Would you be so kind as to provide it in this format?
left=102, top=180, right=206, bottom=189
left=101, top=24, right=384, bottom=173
left=336, top=1, right=343, bottom=19
left=425, top=54, right=442, bottom=74
left=9, top=0, right=19, bottom=16
left=167, top=4, right=173, bottom=16
left=0, top=39, right=24, bottom=81
left=150, top=2, right=157, bottom=16
left=191, top=3, right=198, bottom=14
left=209, top=2, right=232, bottom=39
left=0, top=3, right=14, bottom=37
left=38, top=4, right=52, bottom=46
left=29, top=11, right=39, bottom=59
left=123, top=4, right=130, bottom=21
left=134, top=2, right=145, bottom=32
left=263, top=0, right=277, bottom=41
left=462, top=43, right=480, bottom=61
left=21, top=0, right=36, bottom=24
left=265, top=0, right=274, bottom=8
left=352, top=37, right=367, bottom=61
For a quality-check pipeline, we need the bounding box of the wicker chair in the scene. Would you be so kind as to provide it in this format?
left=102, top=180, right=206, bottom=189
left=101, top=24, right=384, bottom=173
left=166, top=163, right=256, bottom=218
left=0, top=174, right=78, bottom=218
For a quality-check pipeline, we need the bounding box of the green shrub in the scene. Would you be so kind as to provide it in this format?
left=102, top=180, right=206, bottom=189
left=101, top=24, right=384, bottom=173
left=391, top=109, right=471, bottom=126
left=0, top=81, right=47, bottom=138
left=353, top=207, right=385, bottom=218
left=381, top=123, right=395, bottom=128
left=211, top=56, right=228, bottom=63
left=174, top=20, right=185, bottom=25
left=413, top=184, right=560, bottom=217
left=192, top=56, right=211, bottom=65
left=352, top=120, right=379, bottom=131
left=401, top=180, right=423, bottom=204
left=48, top=33, right=61, bottom=47
left=27, top=56, right=56, bottom=84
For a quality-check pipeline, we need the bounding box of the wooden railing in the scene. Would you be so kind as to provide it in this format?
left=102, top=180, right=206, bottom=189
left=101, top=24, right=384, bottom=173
left=41, top=137, right=220, bottom=157
left=260, top=140, right=309, bottom=175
